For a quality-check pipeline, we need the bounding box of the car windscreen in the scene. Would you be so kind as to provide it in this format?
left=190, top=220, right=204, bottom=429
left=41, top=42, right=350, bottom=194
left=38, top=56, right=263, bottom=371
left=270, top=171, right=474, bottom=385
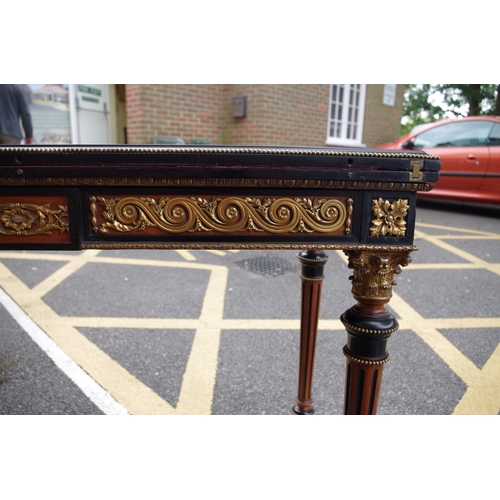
left=413, top=120, right=494, bottom=148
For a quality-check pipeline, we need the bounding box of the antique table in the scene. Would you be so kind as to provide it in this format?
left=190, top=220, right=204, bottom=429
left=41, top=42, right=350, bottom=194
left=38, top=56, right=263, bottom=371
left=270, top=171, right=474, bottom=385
left=0, top=145, right=440, bottom=414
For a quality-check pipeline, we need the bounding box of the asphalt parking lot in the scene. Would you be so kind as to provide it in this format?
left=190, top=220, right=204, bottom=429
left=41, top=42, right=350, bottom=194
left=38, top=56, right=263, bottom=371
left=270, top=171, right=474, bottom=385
left=0, top=199, right=499, bottom=415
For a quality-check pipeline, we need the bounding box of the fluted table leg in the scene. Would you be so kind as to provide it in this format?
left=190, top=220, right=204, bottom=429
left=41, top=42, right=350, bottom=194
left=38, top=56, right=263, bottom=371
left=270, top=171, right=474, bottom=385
left=341, top=249, right=412, bottom=415
left=292, top=249, right=328, bottom=415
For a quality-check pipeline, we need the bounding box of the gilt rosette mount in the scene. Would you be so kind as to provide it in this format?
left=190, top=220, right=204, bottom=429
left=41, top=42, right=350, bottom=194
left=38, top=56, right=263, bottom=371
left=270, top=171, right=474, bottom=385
left=370, top=198, right=410, bottom=237
left=0, top=202, right=69, bottom=237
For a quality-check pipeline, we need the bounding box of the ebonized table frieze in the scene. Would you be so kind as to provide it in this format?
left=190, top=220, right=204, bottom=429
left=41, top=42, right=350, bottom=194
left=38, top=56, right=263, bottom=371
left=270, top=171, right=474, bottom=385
left=0, top=145, right=440, bottom=414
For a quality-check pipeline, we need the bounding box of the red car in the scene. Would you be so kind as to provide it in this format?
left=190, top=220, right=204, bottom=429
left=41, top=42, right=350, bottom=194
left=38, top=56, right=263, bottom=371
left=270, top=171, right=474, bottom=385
left=374, top=116, right=500, bottom=205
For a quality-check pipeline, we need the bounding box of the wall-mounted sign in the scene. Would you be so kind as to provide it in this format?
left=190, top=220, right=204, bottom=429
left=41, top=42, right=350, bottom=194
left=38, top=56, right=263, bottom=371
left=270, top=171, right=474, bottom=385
left=76, top=84, right=107, bottom=112
left=383, top=84, right=396, bottom=107
left=232, top=96, right=247, bottom=118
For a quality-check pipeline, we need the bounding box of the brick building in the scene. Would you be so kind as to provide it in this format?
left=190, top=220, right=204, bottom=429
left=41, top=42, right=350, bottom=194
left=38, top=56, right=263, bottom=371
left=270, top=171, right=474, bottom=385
left=113, top=84, right=406, bottom=148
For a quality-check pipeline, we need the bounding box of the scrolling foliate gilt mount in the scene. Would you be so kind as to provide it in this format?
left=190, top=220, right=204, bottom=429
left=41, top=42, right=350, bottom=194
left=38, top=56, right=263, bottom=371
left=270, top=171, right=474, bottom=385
left=0, top=202, right=69, bottom=237
left=90, top=196, right=354, bottom=236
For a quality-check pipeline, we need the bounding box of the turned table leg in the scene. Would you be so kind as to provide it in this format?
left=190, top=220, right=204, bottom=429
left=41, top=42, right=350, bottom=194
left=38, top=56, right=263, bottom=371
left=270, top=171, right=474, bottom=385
left=292, top=249, right=328, bottom=415
left=341, top=249, right=412, bottom=415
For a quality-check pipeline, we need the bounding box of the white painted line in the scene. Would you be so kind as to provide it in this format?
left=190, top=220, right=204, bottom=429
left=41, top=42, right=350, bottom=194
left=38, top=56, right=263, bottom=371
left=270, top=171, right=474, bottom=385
left=0, top=287, right=129, bottom=415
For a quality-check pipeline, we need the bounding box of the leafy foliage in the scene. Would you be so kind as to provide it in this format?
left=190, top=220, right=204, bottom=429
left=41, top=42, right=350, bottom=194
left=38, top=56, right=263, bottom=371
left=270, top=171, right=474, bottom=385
left=402, top=84, right=500, bottom=135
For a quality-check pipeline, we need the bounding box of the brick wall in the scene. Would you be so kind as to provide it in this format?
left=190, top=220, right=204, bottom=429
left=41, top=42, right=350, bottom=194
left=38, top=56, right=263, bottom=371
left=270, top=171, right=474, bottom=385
left=125, top=84, right=224, bottom=144
left=361, top=85, right=405, bottom=147
left=222, top=85, right=330, bottom=146
left=124, top=84, right=404, bottom=147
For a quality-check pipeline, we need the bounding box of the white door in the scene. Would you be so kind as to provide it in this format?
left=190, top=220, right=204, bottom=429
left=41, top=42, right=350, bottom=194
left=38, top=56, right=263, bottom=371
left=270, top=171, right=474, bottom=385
left=69, top=84, right=112, bottom=144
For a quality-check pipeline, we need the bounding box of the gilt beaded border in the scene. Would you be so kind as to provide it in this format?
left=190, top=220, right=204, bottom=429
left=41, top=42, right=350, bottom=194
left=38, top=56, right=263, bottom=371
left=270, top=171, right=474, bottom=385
left=0, top=145, right=440, bottom=160
left=343, top=346, right=390, bottom=365
left=340, top=317, right=400, bottom=335
left=79, top=243, right=419, bottom=251
left=296, top=256, right=330, bottom=264
left=299, top=276, right=326, bottom=282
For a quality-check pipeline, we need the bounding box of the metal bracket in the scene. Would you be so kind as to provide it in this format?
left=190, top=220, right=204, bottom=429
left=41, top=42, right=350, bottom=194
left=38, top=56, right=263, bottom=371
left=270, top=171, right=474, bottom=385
left=409, top=159, right=423, bottom=182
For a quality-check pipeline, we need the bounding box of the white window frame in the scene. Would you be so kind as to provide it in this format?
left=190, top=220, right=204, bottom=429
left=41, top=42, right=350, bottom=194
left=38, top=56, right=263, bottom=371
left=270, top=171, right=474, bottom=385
left=325, top=84, right=366, bottom=147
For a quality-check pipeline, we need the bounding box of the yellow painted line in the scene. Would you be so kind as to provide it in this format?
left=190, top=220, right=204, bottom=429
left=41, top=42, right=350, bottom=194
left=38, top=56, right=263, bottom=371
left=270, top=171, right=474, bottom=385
left=0, top=252, right=78, bottom=262
left=92, top=255, right=225, bottom=271
left=416, top=222, right=500, bottom=236
left=205, top=249, right=228, bottom=257
left=423, top=318, right=500, bottom=330
left=65, top=317, right=202, bottom=329
left=0, top=263, right=175, bottom=415
left=57, top=302, right=498, bottom=334
left=405, top=263, right=480, bottom=270
left=175, top=250, right=197, bottom=261
left=176, top=266, right=228, bottom=414
left=0, top=251, right=223, bottom=271
left=218, top=319, right=300, bottom=330
left=32, top=250, right=101, bottom=297
left=389, top=292, right=480, bottom=386
left=453, top=342, right=500, bottom=414
left=415, top=230, right=500, bottom=277
left=199, top=267, right=228, bottom=321
left=393, top=288, right=499, bottom=412
left=175, top=327, right=221, bottom=415
left=415, top=230, right=489, bottom=263
left=335, top=250, right=349, bottom=263
left=219, top=319, right=344, bottom=331
left=437, top=235, right=500, bottom=240
left=415, top=326, right=480, bottom=387
left=0, top=254, right=237, bottom=415
left=0, top=286, right=128, bottom=414
left=2, top=243, right=498, bottom=415
left=406, top=263, right=500, bottom=274
left=48, top=316, right=345, bottom=331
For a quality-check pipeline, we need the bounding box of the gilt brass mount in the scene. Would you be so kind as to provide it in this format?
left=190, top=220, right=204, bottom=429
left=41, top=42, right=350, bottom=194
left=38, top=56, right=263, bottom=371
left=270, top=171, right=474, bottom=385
left=345, top=249, right=412, bottom=301
left=0, top=202, right=69, bottom=237
left=370, top=198, right=410, bottom=237
left=90, top=196, right=353, bottom=236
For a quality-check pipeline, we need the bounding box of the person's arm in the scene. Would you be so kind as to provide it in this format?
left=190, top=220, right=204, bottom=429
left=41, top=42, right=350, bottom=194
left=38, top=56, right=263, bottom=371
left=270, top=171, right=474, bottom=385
left=16, top=87, right=33, bottom=143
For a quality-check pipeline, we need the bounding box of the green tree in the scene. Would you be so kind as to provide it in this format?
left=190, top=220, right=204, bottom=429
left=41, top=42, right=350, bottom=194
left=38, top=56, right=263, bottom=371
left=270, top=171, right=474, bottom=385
left=402, top=84, right=500, bottom=135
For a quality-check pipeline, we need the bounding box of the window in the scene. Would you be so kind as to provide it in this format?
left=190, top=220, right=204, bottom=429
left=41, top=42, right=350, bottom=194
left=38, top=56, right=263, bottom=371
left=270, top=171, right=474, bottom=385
left=326, top=84, right=366, bottom=147
left=488, top=123, right=500, bottom=146
left=413, top=120, right=494, bottom=148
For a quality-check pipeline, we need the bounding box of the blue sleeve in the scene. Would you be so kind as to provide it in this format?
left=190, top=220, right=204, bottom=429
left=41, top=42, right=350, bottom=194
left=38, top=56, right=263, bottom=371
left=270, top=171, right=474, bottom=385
left=16, top=86, right=33, bottom=138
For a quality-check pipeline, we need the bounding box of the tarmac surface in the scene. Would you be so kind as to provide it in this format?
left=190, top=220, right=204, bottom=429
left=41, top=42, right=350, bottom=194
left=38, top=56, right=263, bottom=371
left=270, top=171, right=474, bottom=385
left=0, top=199, right=499, bottom=415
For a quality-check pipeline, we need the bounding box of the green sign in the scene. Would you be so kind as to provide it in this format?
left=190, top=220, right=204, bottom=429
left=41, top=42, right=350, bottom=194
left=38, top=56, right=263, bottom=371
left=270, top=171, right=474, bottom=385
left=82, top=95, right=99, bottom=104
left=78, top=85, right=102, bottom=97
